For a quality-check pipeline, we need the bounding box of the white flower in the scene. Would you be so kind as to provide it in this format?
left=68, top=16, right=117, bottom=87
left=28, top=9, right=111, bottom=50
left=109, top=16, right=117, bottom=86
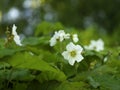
left=84, top=39, right=104, bottom=52
left=64, top=33, right=70, bottom=39
left=62, top=42, right=84, bottom=66
left=50, top=30, right=70, bottom=46
left=12, top=24, right=22, bottom=46
left=103, top=57, right=108, bottom=62
left=72, top=34, right=79, bottom=43
left=54, top=30, right=65, bottom=42
left=49, top=36, right=57, bottom=46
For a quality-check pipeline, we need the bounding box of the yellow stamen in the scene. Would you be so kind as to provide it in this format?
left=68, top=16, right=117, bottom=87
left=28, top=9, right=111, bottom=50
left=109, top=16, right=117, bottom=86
left=70, top=51, right=76, bottom=57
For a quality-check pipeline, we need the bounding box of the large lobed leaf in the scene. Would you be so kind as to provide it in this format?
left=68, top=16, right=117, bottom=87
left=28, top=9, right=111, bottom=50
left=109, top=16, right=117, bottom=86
left=5, top=52, right=66, bottom=82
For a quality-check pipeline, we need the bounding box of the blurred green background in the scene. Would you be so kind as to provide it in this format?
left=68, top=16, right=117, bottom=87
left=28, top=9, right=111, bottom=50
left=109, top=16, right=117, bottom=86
left=0, top=0, right=120, bottom=36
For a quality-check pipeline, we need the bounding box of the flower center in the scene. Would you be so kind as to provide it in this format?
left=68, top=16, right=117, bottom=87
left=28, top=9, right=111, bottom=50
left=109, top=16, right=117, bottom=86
left=56, top=36, right=60, bottom=41
left=56, top=38, right=60, bottom=41
left=70, top=50, right=76, bottom=57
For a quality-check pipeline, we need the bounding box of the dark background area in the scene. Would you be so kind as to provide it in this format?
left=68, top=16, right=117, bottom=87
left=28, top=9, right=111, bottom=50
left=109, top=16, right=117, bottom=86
left=0, top=0, right=120, bottom=36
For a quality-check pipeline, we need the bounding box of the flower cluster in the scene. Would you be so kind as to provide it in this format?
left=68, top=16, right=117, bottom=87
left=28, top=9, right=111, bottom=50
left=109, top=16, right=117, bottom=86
left=8, top=27, right=105, bottom=66
left=12, top=24, right=22, bottom=46
left=84, top=39, right=104, bottom=52
left=5, top=24, right=22, bottom=47
left=49, top=30, right=105, bottom=66
left=49, top=30, right=79, bottom=46
left=49, top=30, right=70, bottom=46
left=50, top=30, right=83, bottom=66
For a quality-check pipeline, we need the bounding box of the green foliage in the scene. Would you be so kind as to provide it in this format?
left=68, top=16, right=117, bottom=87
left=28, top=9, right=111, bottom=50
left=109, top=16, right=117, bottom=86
left=0, top=48, right=24, bottom=58
left=0, top=22, right=120, bottom=90
left=35, top=21, right=64, bottom=36
left=56, top=81, right=88, bottom=90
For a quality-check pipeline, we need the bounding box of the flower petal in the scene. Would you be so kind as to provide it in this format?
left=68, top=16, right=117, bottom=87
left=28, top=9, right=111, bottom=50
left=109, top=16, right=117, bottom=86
left=66, top=42, right=75, bottom=51
left=68, top=59, right=75, bottom=66
left=76, top=45, right=83, bottom=52
left=12, top=24, right=22, bottom=46
left=62, top=51, right=69, bottom=60
left=12, top=24, right=17, bottom=35
left=14, top=35, right=22, bottom=46
left=50, top=37, right=57, bottom=46
left=76, top=55, right=84, bottom=62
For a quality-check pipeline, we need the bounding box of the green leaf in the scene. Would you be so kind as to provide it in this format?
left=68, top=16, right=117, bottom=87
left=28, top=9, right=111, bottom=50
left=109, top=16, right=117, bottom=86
left=0, top=62, right=11, bottom=69
left=22, top=37, right=40, bottom=46
left=22, top=37, right=50, bottom=47
left=36, top=71, right=66, bottom=83
left=90, top=73, right=120, bottom=90
left=13, top=83, right=27, bottom=90
left=56, top=81, right=88, bottom=90
left=0, top=69, right=34, bottom=81
left=62, top=63, right=76, bottom=78
left=0, top=48, right=24, bottom=58
left=89, top=64, right=120, bottom=90
left=5, top=52, right=66, bottom=82
left=10, top=69, right=35, bottom=81
left=35, top=21, right=64, bottom=36
left=87, top=76, right=100, bottom=88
